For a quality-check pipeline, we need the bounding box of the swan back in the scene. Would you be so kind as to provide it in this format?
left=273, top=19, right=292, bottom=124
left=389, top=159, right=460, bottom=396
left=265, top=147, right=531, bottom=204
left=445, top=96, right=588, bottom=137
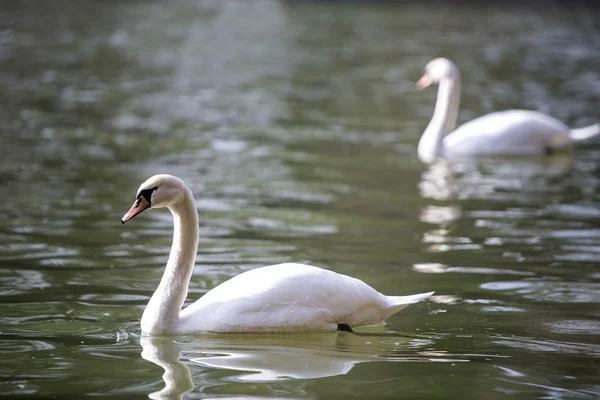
left=177, top=263, right=433, bottom=333
left=444, top=110, right=572, bottom=155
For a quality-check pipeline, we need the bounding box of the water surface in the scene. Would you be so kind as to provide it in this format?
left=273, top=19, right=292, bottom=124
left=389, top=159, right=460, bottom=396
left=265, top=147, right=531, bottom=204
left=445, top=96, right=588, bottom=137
left=1, top=1, right=599, bottom=399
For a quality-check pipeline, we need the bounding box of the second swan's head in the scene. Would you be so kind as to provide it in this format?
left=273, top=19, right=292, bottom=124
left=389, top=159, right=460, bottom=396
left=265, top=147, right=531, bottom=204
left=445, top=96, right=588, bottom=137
left=416, top=58, right=459, bottom=90
left=121, top=174, right=187, bottom=223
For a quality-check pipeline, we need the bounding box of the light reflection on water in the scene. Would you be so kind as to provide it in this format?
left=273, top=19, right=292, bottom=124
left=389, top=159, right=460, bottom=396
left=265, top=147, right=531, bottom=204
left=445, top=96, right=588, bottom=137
left=0, top=0, right=599, bottom=399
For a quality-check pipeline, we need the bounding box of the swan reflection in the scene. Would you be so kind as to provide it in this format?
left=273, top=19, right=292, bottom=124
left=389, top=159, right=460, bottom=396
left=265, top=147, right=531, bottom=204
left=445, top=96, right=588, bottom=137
left=419, top=153, right=573, bottom=202
left=186, top=332, right=388, bottom=381
left=140, top=330, right=438, bottom=397
left=141, top=336, right=194, bottom=400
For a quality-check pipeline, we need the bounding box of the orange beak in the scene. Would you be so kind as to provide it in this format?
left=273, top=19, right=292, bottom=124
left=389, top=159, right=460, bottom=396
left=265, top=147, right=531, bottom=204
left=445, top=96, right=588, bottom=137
left=121, top=196, right=151, bottom=224
left=416, top=73, right=432, bottom=90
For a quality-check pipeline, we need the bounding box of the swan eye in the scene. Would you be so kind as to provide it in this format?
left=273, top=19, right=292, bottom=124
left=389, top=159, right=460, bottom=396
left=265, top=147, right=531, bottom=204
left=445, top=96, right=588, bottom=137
left=137, top=186, right=158, bottom=204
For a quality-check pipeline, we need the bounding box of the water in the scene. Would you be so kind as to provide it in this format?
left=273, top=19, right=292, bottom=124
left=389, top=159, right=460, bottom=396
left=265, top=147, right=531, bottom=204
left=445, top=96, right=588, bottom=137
left=1, top=0, right=599, bottom=398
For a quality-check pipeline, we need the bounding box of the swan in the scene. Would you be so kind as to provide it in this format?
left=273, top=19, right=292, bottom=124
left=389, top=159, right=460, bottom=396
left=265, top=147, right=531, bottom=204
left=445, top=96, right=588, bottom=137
left=416, top=57, right=600, bottom=164
left=121, top=174, right=434, bottom=335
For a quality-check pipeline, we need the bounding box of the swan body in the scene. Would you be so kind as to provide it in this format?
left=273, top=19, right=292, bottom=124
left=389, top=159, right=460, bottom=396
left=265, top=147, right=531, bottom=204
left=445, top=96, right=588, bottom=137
left=179, top=262, right=432, bottom=333
left=121, top=174, right=433, bottom=335
left=416, top=58, right=600, bottom=164
left=444, top=110, right=572, bottom=154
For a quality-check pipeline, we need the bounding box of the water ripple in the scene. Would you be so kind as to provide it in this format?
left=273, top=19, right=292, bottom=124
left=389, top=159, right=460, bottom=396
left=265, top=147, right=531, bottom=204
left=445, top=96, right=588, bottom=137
left=481, top=280, right=600, bottom=303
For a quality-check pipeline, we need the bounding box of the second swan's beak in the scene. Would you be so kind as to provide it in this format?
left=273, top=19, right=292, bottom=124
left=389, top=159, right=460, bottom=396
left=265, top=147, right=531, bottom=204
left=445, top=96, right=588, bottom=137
left=121, top=196, right=151, bottom=224
left=416, top=73, right=432, bottom=90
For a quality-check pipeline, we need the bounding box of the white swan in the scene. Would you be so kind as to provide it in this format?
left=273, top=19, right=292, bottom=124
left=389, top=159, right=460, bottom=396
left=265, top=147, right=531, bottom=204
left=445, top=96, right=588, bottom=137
left=121, top=174, right=433, bottom=335
left=416, top=57, right=600, bottom=164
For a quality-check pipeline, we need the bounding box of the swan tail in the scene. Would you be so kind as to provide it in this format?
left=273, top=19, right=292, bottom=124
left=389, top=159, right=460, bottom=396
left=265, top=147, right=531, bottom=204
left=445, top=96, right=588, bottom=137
left=570, top=123, right=600, bottom=142
left=385, top=291, right=434, bottom=315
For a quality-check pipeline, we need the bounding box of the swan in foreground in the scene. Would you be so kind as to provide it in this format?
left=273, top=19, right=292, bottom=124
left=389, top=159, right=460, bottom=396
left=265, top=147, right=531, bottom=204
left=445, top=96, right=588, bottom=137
left=121, top=174, right=433, bottom=335
left=416, top=57, right=600, bottom=164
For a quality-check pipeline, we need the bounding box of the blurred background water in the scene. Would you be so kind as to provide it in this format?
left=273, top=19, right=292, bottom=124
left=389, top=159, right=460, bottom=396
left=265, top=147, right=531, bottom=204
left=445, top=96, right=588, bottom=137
left=0, top=0, right=599, bottom=399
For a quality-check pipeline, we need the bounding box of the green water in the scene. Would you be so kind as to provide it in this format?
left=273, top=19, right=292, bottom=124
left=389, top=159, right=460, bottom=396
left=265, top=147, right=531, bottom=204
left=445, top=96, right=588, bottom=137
left=1, top=1, right=599, bottom=399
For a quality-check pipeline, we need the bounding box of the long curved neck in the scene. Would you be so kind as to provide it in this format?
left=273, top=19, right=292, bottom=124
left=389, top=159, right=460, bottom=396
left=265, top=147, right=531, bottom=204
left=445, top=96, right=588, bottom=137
left=417, top=75, right=461, bottom=164
left=141, top=188, right=199, bottom=335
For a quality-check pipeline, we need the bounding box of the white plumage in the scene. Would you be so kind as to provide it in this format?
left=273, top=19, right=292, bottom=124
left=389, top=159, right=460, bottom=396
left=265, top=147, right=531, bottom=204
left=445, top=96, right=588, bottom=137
left=121, top=174, right=433, bottom=335
left=179, top=263, right=432, bottom=333
left=416, top=58, right=600, bottom=164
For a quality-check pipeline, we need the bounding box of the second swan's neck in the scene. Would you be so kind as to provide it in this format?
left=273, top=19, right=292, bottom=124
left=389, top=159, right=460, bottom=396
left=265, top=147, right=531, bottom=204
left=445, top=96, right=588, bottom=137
left=417, top=75, right=461, bottom=164
left=141, top=188, right=199, bottom=335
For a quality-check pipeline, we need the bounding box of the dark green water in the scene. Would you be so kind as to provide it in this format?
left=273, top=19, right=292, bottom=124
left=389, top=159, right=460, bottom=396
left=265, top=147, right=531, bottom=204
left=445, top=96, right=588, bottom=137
left=1, top=1, right=599, bottom=399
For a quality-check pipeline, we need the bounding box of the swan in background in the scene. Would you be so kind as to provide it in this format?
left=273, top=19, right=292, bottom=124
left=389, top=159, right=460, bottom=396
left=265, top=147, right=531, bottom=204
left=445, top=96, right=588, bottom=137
left=121, top=174, right=433, bottom=335
left=416, top=57, right=600, bottom=164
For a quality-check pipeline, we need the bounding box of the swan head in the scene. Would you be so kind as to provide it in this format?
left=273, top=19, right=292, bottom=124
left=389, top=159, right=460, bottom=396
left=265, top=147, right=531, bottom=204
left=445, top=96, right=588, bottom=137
left=121, top=174, right=187, bottom=223
left=416, top=58, right=459, bottom=90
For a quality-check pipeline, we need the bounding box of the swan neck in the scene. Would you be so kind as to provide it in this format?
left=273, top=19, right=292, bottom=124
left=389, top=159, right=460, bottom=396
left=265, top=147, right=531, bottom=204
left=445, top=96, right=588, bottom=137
left=418, top=75, right=461, bottom=164
left=141, top=188, right=199, bottom=334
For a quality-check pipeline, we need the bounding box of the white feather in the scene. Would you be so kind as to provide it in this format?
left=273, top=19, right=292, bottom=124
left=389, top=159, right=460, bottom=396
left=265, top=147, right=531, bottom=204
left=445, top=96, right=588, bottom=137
left=180, top=263, right=433, bottom=333
left=417, top=58, right=599, bottom=163
left=122, top=175, right=434, bottom=335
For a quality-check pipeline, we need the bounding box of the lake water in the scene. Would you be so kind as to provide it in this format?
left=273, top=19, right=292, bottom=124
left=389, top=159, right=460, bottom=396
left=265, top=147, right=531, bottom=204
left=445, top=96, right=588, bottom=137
left=1, top=1, right=599, bottom=399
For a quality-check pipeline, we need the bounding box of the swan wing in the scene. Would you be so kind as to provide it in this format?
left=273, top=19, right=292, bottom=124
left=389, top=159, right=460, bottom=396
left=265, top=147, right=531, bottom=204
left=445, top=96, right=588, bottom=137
left=178, top=263, right=430, bottom=333
left=444, top=110, right=572, bottom=155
